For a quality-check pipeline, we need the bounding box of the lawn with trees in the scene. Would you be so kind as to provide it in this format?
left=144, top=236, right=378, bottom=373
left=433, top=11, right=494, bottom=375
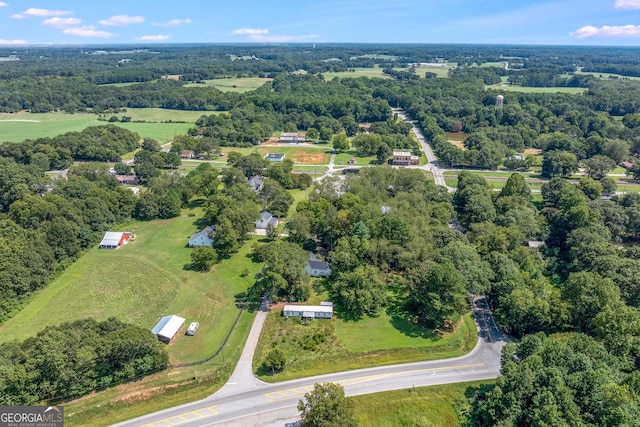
left=1, top=44, right=640, bottom=425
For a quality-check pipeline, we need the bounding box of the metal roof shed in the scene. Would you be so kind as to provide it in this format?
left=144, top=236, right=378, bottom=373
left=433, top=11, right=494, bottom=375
left=151, top=315, right=186, bottom=343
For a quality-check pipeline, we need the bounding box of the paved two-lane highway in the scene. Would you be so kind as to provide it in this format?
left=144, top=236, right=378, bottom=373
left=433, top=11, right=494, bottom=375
left=114, top=296, right=506, bottom=427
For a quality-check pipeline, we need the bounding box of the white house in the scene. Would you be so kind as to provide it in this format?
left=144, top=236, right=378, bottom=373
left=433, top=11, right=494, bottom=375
left=151, top=314, right=186, bottom=343
left=305, top=252, right=332, bottom=277
left=189, top=226, right=215, bottom=247
left=248, top=175, right=264, bottom=192
left=283, top=302, right=333, bottom=319
left=256, top=211, right=279, bottom=229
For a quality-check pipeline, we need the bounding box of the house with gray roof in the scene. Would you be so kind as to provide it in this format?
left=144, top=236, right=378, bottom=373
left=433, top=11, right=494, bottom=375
left=248, top=175, right=264, bottom=192
left=305, top=252, right=332, bottom=277
left=264, top=153, right=286, bottom=162
left=189, top=226, right=215, bottom=247
left=256, top=211, right=279, bottom=229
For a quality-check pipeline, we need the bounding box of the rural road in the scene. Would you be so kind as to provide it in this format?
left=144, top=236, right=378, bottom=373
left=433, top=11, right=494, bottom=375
left=113, top=296, right=507, bottom=427
left=395, top=109, right=455, bottom=193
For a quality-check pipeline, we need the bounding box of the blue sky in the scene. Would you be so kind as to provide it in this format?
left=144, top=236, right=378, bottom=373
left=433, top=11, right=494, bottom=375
left=1, top=0, right=640, bottom=46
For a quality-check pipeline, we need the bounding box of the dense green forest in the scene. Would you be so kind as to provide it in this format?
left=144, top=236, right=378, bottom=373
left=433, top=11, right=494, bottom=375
left=1, top=44, right=640, bottom=416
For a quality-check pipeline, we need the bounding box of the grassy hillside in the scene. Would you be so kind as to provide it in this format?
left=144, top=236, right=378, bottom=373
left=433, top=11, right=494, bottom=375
left=0, top=211, right=263, bottom=364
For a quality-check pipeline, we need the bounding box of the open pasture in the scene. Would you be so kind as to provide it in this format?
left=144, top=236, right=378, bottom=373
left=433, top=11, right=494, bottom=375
left=183, top=77, right=272, bottom=92
left=0, top=213, right=263, bottom=364
left=0, top=109, right=207, bottom=143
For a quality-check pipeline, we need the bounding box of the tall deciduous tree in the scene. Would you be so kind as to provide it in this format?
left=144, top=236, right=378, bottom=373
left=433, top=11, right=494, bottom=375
left=298, top=383, right=357, bottom=427
left=329, top=265, right=387, bottom=320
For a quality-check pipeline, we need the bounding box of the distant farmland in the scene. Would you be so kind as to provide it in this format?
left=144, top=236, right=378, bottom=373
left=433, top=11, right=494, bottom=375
left=183, top=77, right=272, bottom=92
left=0, top=108, right=212, bottom=143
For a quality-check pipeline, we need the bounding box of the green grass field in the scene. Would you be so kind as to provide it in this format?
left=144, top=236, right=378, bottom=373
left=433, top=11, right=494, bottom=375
left=254, top=308, right=477, bottom=382
left=183, top=77, right=272, bottom=92
left=0, top=212, right=263, bottom=364
left=323, top=67, right=391, bottom=80
left=574, top=68, right=640, bottom=81
left=411, top=64, right=451, bottom=78
left=485, top=84, right=587, bottom=94
left=0, top=109, right=207, bottom=143
left=222, top=145, right=331, bottom=164
left=352, top=380, right=494, bottom=427
left=334, top=151, right=377, bottom=166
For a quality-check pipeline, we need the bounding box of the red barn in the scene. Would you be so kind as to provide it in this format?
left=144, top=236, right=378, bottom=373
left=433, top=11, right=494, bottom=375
left=99, top=232, right=130, bottom=249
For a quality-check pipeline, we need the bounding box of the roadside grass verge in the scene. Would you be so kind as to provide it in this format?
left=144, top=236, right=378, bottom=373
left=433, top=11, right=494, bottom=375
left=352, top=380, right=495, bottom=427
left=254, top=309, right=477, bottom=382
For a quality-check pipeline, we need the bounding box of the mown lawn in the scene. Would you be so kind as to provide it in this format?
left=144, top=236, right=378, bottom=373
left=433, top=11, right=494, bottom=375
left=334, top=151, right=377, bottom=166
left=0, top=211, right=263, bottom=364
left=183, top=77, right=272, bottom=92
left=254, top=308, right=477, bottom=382
left=352, top=380, right=495, bottom=427
left=0, top=109, right=206, bottom=143
left=323, top=67, right=391, bottom=80
left=485, top=84, right=587, bottom=94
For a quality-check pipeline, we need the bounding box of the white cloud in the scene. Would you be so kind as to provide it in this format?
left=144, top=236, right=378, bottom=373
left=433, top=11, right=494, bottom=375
left=571, top=24, right=640, bottom=38
left=0, top=2, right=8, bottom=7
left=42, top=17, right=81, bottom=28
left=0, top=38, right=26, bottom=45
left=63, top=26, right=116, bottom=38
left=136, top=34, right=170, bottom=41
left=153, top=18, right=191, bottom=27
left=232, top=28, right=269, bottom=35
left=615, top=0, right=640, bottom=9
left=12, top=8, right=72, bottom=19
left=99, top=15, right=144, bottom=26
left=231, top=28, right=317, bottom=42
left=247, top=33, right=319, bottom=42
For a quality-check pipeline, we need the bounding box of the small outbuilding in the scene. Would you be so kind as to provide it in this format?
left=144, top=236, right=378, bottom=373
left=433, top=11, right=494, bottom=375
left=99, top=232, right=130, bottom=249
left=151, top=314, right=186, bottom=343
left=256, top=211, right=279, bottom=229
left=283, top=302, right=333, bottom=319
left=189, top=226, right=215, bottom=247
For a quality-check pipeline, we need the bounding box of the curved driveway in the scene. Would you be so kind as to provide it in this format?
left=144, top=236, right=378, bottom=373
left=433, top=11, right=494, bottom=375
left=113, top=296, right=506, bottom=427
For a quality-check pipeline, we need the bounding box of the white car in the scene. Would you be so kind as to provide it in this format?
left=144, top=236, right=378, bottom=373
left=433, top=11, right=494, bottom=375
left=186, top=322, right=200, bottom=336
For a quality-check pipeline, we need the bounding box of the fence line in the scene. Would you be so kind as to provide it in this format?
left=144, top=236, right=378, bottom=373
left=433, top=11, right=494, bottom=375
left=46, top=272, right=264, bottom=405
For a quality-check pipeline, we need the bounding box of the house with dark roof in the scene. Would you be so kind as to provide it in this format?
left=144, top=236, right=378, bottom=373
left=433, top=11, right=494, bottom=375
left=264, top=153, right=286, bottom=162
left=256, top=211, right=279, bottom=229
left=189, top=226, right=215, bottom=247
left=248, top=175, right=264, bottom=192
left=115, top=175, right=141, bottom=185
left=305, top=252, right=332, bottom=277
